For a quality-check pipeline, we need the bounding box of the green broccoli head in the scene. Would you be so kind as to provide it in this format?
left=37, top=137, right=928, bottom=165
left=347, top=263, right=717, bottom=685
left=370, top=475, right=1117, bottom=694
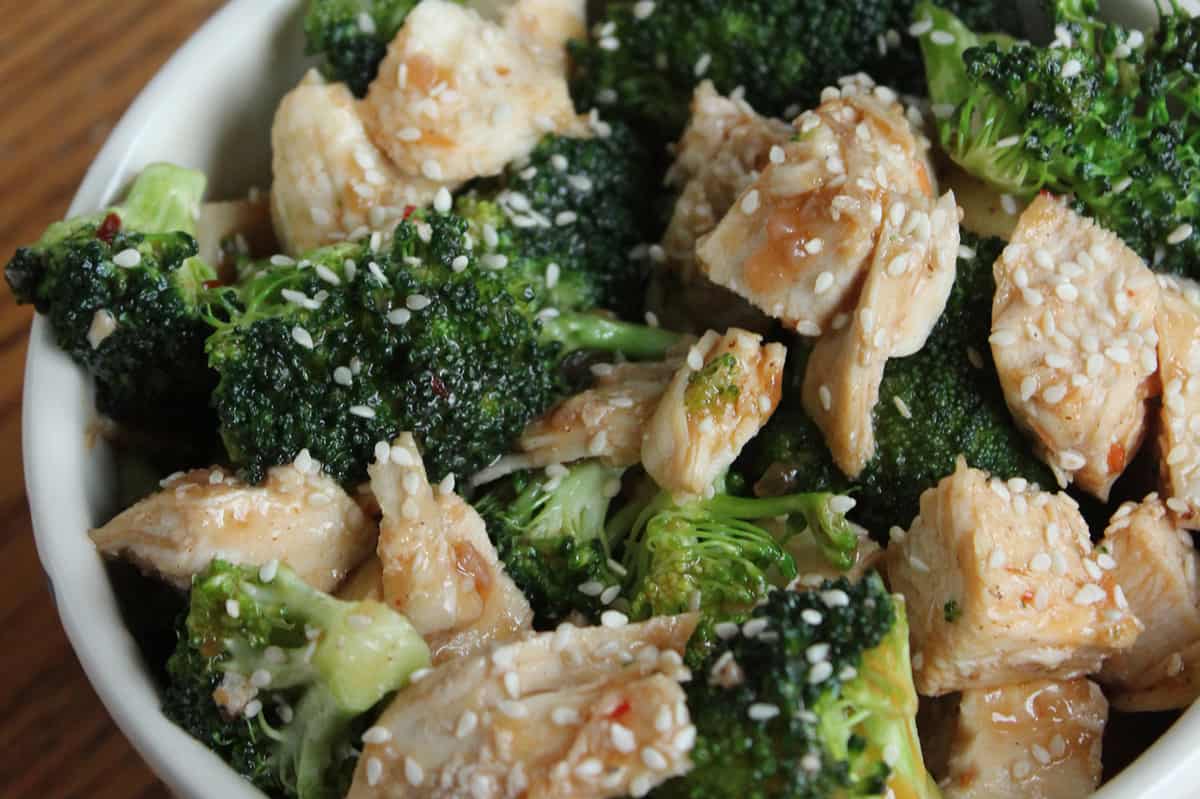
left=208, top=210, right=680, bottom=487
left=619, top=481, right=860, bottom=663
left=456, top=125, right=657, bottom=318
left=476, top=460, right=627, bottom=627
left=5, top=163, right=217, bottom=433
left=303, top=0, right=422, bottom=97
left=919, top=0, right=1200, bottom=278
left=162, top=560, right=430, bottom=799
left=743, top=232, right=1052, bottom=534
left=567, top=0, right=1025, bottom=143
left=658, top=575, right=938, bottom=799
left=207, top=212, right=562, bottom=486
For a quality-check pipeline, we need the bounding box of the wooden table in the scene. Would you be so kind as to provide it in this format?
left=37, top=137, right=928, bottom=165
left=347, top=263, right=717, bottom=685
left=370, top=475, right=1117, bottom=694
left=0, top=2, right=225, bottom=796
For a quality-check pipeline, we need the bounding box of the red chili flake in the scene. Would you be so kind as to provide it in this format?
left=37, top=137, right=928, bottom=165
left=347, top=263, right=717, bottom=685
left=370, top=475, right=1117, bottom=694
left=202, top=279, right=226, bottom=289
left=1107, top=442, right=1126, bottom=475
left=96, top=212, right=121, bottom=243
left=431, top=374, right=449, bottom=399
left=402, top=204, right=417, bottom=220
left=607, top=699, right=631, bottom=720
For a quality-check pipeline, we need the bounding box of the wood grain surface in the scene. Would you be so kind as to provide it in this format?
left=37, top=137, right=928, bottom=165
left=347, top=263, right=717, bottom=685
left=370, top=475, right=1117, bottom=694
left=0, top=2, right=224, bottom=796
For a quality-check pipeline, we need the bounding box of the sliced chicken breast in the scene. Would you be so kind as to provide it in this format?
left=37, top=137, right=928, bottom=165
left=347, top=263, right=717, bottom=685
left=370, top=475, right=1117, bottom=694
left=370, top=434, right=533, bottom=663
left=937, top=679, right=1106, bottom=799
left=642, top=329, right=786, bottom=497
left=362, top=0, right=582, bottom=186
left=270, top=70, right=441, bottom=254
left=801, top=190, right=958, bottom=477
left=886, top=459, right=1141, bottom=696
left=1097, top=496, right=1200, bottom=709
left=696, top=75, right=943, bottom=337
left=1155, top=275, right=1200, bottom=528
left=991, top=194, right=1160, bottom=500
left=90, top=462, right=375, bottom=592
left=346, top=615, right=698, bottom=799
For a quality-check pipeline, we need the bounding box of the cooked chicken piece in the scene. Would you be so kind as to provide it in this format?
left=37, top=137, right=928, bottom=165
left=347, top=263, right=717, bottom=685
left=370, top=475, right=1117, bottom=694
left=642, top=329, right=786, bottom=497
left=664, top=82, right=793, bottom=284
left=695, top=75, right=947, bottom=337
left=935, top=679, right=1106, bottom=799
left=991, top=194, right=1160, bottom=500
left=370, top=434, right=532, bottom=663
left=802, top=190, right=959, bottom=476
left=1096, top=496, right=1200, bottom=709
left=196, top=196, right=277, bottom=279
left=491, top=0, right=585, bottom=72
left=1155, top=276, right=1200, bottom=528
left=337, top=553, right=385, bottom=602
left=1108, top=637, right=1200, bottom=712
left=347, top=615, right=696, bottom=799
left=886, top=459, right=1141, bottom=695
left=90, top=463, right=374, bottom=592
left=270, top=70, right=441, bottom=254
left=362, top=0, right=582, bottom=186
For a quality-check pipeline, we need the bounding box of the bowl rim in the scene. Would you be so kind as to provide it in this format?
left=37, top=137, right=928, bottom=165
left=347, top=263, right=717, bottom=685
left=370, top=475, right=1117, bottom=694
left=20, top=0, right=1200, bottom=797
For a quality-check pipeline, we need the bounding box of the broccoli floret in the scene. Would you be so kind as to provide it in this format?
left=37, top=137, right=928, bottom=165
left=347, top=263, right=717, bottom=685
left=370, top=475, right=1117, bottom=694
left=618, top=481, right=858, bottom=663
left=456, top=124, right=657, bottom=318
left=743, top=233, right=1052, bottom=534
left=162, top=560, right=429, bottom=799
left=658, top=575, right=938, bottom=799
left=476, top=461, right=627, bottom=626
left=5, top=163, right=217, bottom=433
left=568, top=0, right=1025, bottom=143
left=919, top=0, right=1200, bottom=278
left=303, top=0, right=423, bottom=97
left=207, top=212, right=681, bottom=486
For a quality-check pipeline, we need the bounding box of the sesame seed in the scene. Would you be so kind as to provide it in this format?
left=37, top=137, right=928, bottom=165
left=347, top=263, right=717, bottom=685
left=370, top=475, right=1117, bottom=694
left=600, top=585, right=621, bottom=605
left=362, top=725, right=392, bottom=744
left=1169, top=223, right=1194, bottom=245
left=909, top=554, right=931, bottom=573
left=1061, top=58, right=1083, bottom=78
left=349, top=405, right=376, bottom=419
left=829, top=495, right=856, bottom=514
left=769, top=145, right=786, bottom=164
left=225, top=599, right=240, bottom=618
left=930, top=30, right=955, bottom=45
left=112, top=248, right=141, bottom=268
left=1030, top=552, right=1052, bottom=572
left=989, top=547, right=1007, bottom=569
left=611, top=722, right=636, bottom=752
left=291, top=326, right=314, bottom=349
left=1042, top=384, right=1068, bottom=405
left=714, top=621, right=740, bottom=639
left=806, top=643, right=831, bottom=663
left=1073, top=584, right=1106, bottom=606
left=819, top=384, right=832, bottom=412
left=497, top=700, right=528, bottom=718
left=421, top=159, right=443, bottom=180
left=1001, top=194, right=1019, bottom=215
left=483, top=253, right=508, bottom=269
left=633, top=0, right=655, bottom=19
left=631, top=776, right=653, bottom=798
left=575, top=759, right=603, bottom=779
left=598, top=36, right=619, bottom=51
left=259, top=560, right=279, bottom=582
left=747, top=703, right=780, bottom=721
left=404, top=756, right=423, bottom=786
left=808, top=661, right=834, bottom=683
left=820, top=589, right=850, bottom=607
left=742, top=618, right=769, bottom=638
left=1013, top=760, right=1032, bottom=779
left=1114, top=176, right=1133, bottom=193
left=601, top=610, right=629, bottom=628
left=578, top=580, right=604, bottom=597
left=908, top=18, right=933, bottom=36
left=555, top=211, right=577, bottom=226
left=387, top=308, right=412, bottom=326
left=801, top=609, right=823, bottom=625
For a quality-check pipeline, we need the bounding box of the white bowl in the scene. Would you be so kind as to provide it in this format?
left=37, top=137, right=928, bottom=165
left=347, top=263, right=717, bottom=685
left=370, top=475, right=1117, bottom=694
left=20, top=1, right=1200, bottom=797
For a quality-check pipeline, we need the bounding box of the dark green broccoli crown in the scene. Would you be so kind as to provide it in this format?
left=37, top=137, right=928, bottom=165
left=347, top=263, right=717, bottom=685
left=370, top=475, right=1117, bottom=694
left=659, top=576, right=898, bottom=799
left=476, top=461, right=627, bottom=627
left=7, top=220, right=217, bottom=434
left=923, top=0, right=1200, bottom=278
left=208, top=213, right=561, bottom=486
left=163, top=625, right=288, bottom=795
left=568, top=0, right=1024, bottom=143
left=570, top=0, right=891, bottom=141
left=744, top=233, right=1052, bottom=534
left=620, top=484, right=861, bottom=663
left=303, top=0, right=420, bottom=97
left=458, top=124, right=656, bottom=318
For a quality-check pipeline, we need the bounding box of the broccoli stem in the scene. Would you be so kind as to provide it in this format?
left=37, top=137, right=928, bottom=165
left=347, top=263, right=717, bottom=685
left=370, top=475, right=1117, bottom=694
left=118, top=163, right=207, bottom=235
left=706, top=492, right=859, bottom=571
left=540, top=312, right=683, bottom=359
